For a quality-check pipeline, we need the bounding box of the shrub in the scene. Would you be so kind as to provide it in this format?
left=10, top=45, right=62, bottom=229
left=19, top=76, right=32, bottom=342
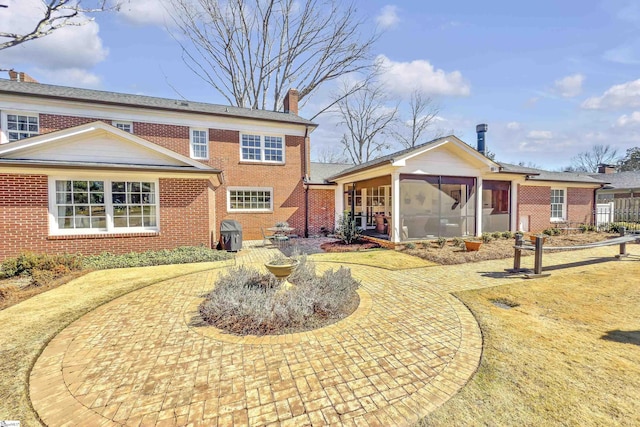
left=436, top=237, right=447, bottom=249
left=491, top=231, right=502, bottom=240
left=335, top=215, right=362, bottom=245
left=404, top=242, right=416, bottom=250
left=83, top=246, right=232, bottom=270
left=452, top=237, right=465, bottom=248
left=199, top=257, right=360, bottom=335
left=501, top=231, right=513, bottom=239
left=1, top=252, right=82, bottom=280
left=481, top=233, right=493, bottom=243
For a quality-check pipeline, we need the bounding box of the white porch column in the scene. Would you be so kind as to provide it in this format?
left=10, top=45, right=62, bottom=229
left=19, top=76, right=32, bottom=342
left=476, top=176, right=483, bottom=236
left=391, top=172, right=401, bottom=242
left=510, top=180, right=518, bottom=231
left=334, top=183, right=344, bottom=229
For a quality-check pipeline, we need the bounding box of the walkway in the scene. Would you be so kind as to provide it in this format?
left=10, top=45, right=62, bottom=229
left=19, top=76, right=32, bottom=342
left=29, top=241, right=630, bottom=426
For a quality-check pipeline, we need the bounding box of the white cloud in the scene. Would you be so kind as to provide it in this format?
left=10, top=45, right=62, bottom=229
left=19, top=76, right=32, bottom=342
left=376, top=54, right=470, bottom=97
left=526, top=130, right=553, bottom=140
left=0, top=0, right=107, bottom=82
left=603, top=42, right=640, bottom=65
left=33, top=67, right=102, bottom=88
left=582, top=79, right=640, bottom=110
left=376, top=5, right=400, bottom=29
left=118, top=0, right=175, bottom=26
left=506, top=121, right=521, bottom=131
left=615, top=111, right=640, bottom=127
left=554, top=73, right=585, bottom=98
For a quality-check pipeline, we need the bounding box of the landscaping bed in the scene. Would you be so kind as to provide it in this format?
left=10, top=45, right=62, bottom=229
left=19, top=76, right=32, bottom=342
left=401, top=232, right=616, bottom=265
left=319, top=238, right=382, bottom=252
left=199, top=256, right=360, bottom=335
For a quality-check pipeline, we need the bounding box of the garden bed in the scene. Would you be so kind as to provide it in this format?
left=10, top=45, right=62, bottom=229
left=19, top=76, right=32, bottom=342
left=319, top=238, right=382, bottom=252
left=402, top=232, right=615, bottom=265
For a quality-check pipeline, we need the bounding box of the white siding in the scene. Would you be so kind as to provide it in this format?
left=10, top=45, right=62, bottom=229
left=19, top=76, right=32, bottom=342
left=398, top=145, right=483, bottom=176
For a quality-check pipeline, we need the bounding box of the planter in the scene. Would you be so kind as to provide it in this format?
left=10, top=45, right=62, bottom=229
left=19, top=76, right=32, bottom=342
left=529, top=235, right=547, bottom=244
left=464, top=241, right=482, bottom=251
left=265, top=259, right=299, bottom=280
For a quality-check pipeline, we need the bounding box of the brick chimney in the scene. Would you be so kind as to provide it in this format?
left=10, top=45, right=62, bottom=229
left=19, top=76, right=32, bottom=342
left=8, top=70, right=38, bottom=83
left=597, top=164, right=616, bottom=174
left=283, top=89, right=299, bottom=115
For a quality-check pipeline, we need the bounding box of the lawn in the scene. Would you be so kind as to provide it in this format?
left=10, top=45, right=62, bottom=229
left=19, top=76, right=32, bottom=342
left=0, top=260, right=233, bottom=426
left=309, top=249, right=437, bottom=269
left=418, top=257, right=640, bottom=426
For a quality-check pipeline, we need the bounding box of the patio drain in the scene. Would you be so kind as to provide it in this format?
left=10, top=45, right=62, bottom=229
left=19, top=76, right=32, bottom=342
left=490, top=297, right=520, bottom=309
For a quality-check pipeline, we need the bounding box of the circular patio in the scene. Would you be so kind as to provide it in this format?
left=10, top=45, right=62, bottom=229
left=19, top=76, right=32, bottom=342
left=30, top=261, right=482, bottom=426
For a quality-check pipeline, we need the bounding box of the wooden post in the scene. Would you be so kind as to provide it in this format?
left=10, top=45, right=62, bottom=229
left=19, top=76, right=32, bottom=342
left=620, top=226, right=627, bottom=256
left=513, top=234, right=523, bottom=272
left=534, top=236, right=544, bottom=275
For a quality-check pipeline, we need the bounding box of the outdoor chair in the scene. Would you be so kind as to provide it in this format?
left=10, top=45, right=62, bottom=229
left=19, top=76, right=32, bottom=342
left=261, top=227, right=277, bottom=247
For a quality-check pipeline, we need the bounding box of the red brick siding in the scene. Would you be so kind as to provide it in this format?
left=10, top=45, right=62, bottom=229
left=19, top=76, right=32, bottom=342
left=567, top=187, right=594, bottom=225
left=29, top=113, right=310, bottom=241
left=0, top=174, right=210, bottom=260
left=308, top=188, right=336, bottom=235
left=518, top=184, right=595, bottom=232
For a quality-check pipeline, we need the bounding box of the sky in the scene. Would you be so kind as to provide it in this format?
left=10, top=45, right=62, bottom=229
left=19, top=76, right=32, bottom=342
left=1, top=0, right=640, bottom=170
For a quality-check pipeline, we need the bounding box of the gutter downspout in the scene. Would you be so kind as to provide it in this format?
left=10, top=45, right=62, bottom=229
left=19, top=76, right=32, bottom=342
left=303, top=126, right=310, bottom=238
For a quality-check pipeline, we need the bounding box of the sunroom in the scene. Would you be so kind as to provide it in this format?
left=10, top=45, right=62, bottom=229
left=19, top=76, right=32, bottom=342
left=329, top=136, right=518, bottom=242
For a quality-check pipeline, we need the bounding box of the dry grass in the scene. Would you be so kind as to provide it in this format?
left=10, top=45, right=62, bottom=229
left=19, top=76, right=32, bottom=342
left=309, top=249, right=437, bottom=270
left=404, top=232, right=612, bottom=265
left=418, top=258, right=640, bottom=426
left=0, top=260, right=233, bottom=426
left=0, top=271, right=87, bottom=311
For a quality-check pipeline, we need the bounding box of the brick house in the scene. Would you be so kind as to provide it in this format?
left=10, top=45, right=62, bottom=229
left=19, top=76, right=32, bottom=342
left=0, top=74, right=320, bottom=260
left=321, top=133, right=603, bottom=242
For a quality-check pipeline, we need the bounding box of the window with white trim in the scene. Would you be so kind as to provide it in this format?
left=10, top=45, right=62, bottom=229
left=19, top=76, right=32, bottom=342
left=240, top=133, right=284, bottom=163
left=113, top=121, right=133, bottom=133
left=51, top=178, right=158, bottom=234
left=190, top=128, right=209, bottom=159
left=550, top=188, right=566, bottom=221
left=227, top=187, right=273, bottom=212
left=6, top=113, right=39, bottom=141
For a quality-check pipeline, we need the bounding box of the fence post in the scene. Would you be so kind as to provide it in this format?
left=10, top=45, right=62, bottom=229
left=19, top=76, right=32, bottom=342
left=513, top=234, right=523, bottom=272
left=534, top=236, right=544, bottom=275
left=620, top=226, right=627, bottom=256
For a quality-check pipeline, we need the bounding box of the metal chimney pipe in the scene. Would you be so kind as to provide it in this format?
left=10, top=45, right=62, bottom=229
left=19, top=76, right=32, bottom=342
left=476, top=123, right=488, bottom=156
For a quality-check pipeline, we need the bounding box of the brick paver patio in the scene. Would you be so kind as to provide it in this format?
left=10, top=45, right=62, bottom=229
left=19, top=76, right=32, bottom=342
left=30, top=241, right=630, bottom=426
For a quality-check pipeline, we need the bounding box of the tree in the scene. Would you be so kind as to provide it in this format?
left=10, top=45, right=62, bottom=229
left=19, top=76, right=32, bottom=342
left=315, top=147, right=349, bottom=164
left=570, top=144, right=619, bottom=173
left=391, top=90, right=439, bottom=149
left=618, top=147, right=640, bottom=171
left=0, top=1, right=122, bottom=51
left=169, top=0, right=376, bottom=111
left=336, top=82, right=397, bottom=164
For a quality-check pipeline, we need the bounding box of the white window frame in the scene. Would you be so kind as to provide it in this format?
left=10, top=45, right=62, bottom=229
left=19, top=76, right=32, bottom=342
left=227, top=186, right=273, bottom=212
left=550, top=188, right=567, bottom=222
left=1, top=111, right=39, bottom=143
left=190, top=128, right=209, bottom=159
left=48, top=176, right=160, bottom=236
left=112, top=121, right=133, bottom=133
left=239, top=133, right=285, bottom=164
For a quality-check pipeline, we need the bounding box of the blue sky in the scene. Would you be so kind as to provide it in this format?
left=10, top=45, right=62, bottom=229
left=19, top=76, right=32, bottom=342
left=1, top=0, right=640, bottom=169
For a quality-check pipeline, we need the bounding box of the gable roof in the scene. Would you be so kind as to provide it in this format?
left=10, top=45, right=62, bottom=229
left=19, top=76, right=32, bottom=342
left=307, top=162, right=353, bottom=184
left=0, top=79, right=317, bottom=128
left=327, top=135, right=500, bottom=181
left=0, top=121, right=222, bottom=182
left=589, top=171, right=640, bottom=189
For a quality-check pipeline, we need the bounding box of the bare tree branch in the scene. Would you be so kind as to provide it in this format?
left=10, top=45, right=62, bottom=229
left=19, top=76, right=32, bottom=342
left=0, top=1, right=123, bottom=51
left=570, top=144, right=620, bottom=173
left=335, top=82, right=398, bottom=164
left=391, top=90, right=440, bottom=149
left=168, top=0, right=377, bottom=111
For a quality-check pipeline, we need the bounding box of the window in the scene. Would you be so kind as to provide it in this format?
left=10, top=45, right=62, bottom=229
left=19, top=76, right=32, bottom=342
left=550, top=188, right=566, bottom=221
left=113, top=121, right=133, bottom=133
left=240, top=134, right=284, bottom=163
left=227, top=187, right=273, bottom=212
left=50, top=178, right=159, bottom=234
left=6, top=113, right=39, bottom=141
left=190, top=128, right=208, bottom=159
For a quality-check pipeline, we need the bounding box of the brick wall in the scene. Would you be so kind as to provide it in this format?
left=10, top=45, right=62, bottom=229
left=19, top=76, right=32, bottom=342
left=567, top=187, right=594, bottom=225
left=518, top=184, right=595, bottom=232
left=0, top=174, right=210, bottom=260
left=307, top=188, right=336, bottom=236
left=9, top=112, right=311, bottom=242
